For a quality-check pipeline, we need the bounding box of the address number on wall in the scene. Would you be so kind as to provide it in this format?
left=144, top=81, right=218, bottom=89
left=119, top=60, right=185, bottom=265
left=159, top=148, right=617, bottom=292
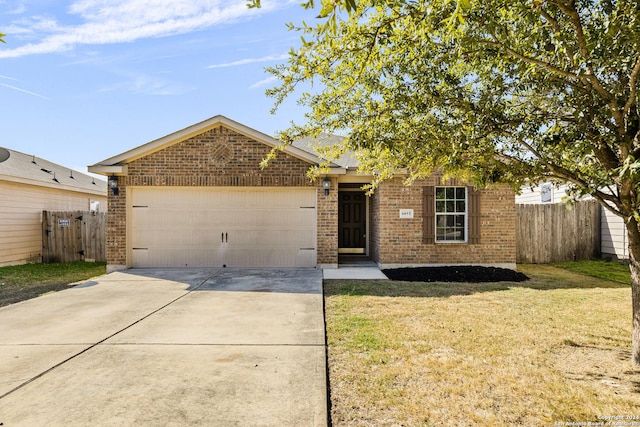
left=399, top=209, right=414, bottom=219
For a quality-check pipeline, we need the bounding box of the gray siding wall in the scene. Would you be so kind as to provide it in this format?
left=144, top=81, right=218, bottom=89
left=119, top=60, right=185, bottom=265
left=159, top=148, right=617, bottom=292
left=601, top=206, right=627, bottom=260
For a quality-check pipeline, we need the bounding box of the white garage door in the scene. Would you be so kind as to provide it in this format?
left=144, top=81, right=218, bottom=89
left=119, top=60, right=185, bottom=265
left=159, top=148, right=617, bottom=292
left=129, top=187, right=317, bottom=268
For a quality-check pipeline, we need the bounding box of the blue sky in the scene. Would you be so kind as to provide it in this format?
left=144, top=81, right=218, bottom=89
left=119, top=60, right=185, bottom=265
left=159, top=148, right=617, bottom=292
left=0, top=0, right=317, bottom=177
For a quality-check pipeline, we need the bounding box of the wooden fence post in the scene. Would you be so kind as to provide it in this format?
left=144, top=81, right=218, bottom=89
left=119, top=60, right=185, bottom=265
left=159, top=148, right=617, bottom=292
left=82, top=211, right=106, bottom=262
left=42, top=210, right=52, bottom=263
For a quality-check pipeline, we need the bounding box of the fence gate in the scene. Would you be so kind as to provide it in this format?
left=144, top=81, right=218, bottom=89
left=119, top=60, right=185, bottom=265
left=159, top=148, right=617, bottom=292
left=516, top=200, right=601, bottom=264
left=42, top=211, right=106, bottom=263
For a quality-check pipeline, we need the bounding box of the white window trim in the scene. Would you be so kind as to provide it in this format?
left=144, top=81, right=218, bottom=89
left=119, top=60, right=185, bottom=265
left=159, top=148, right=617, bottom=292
left=434, top=186, right=468, bottom=243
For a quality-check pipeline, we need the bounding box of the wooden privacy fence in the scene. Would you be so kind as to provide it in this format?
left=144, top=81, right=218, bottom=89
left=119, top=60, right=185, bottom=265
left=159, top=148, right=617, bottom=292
left=42, top=211, right=106, bottom=263
left=516, top=200, right=601, bottom=264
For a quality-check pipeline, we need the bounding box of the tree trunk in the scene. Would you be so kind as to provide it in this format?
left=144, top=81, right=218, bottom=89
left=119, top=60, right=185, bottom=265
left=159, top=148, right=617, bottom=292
left=627, top=217, right=640, bottom=366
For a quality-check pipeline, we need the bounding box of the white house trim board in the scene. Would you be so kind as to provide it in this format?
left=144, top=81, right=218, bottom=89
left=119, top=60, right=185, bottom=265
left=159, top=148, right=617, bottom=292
left=86, top=165, right=128, bottom=176
left=0, top=173, right=106, bottom=197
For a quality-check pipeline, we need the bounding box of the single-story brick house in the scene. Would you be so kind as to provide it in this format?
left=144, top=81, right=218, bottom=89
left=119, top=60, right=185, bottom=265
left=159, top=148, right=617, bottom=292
left=0, top=147, right=107, bottom=266
left=88, top=115, right=515, bottom=272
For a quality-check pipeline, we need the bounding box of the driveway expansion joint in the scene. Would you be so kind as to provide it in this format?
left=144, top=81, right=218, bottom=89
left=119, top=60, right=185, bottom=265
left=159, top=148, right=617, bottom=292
left=0, top=268, right=327, bottom=426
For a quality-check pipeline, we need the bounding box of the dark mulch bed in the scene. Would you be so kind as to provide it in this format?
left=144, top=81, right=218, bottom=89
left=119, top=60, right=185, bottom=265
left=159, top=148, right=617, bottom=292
left=382, top=266, right=530, bottom=283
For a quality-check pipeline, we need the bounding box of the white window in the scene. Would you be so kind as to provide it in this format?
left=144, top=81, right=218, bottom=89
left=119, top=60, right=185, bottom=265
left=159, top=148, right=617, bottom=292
left=435, top=187, right=467, bottom=242
left=540, top=183, right=553, bottom=203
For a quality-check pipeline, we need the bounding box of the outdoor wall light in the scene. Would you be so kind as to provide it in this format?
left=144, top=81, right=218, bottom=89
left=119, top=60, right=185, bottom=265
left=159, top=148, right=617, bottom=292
left=109, top=176, right=119, bottom=196
left=322, top=177, right=331, bottom=196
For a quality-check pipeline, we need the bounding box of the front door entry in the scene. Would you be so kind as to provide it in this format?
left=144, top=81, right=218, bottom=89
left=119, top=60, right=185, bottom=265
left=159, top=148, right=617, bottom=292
left=338, top=191, right=366, bottom=253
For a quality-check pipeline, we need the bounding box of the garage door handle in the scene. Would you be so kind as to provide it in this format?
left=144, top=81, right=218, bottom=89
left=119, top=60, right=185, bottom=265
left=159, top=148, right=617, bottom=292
left=221, top=232, right=228, bottom=243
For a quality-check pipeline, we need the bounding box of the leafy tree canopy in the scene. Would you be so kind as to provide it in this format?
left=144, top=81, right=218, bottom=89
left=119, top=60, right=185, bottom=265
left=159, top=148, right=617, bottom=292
left=249, top=0, right=640, bottom=366
left=253, top=0, right=640, bottom=221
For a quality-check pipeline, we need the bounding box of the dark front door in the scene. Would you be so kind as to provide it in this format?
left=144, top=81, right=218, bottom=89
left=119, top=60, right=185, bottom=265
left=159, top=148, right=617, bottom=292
left=338, top=191, right=366, bottom=253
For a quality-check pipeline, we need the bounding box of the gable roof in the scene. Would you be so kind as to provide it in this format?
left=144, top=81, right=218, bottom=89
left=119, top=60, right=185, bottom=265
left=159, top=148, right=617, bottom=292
left=292, top=133, right=359, bottom=169
left=89, top=115, right=345, bottom=175
left=0, top=146, right=106, bottom=196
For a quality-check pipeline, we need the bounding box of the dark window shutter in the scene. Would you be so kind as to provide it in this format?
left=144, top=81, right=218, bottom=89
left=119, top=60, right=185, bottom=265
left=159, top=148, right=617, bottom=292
left=468, top=187, right=480, bottom=244
left=423, top=186, right=435, bottom=244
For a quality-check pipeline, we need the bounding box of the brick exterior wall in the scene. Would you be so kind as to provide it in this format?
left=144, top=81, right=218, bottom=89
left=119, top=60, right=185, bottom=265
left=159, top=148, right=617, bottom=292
left=106, top=125, right=337, bottom=267
left=106, top=124, right=515, bottom=269
left=126, top=126, right=312, bottom=186
left=106, top=181, right=126, bottom=267
left=369, top=186, right=381, bottom=262
left=317, top=177, right=338, bottom=266
left=370, top=176, right=516, bottom=266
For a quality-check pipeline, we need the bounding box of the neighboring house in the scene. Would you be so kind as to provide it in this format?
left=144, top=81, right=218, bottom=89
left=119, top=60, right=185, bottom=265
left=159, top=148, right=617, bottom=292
left=88, top=115, right=515, bottom=272
left=0, top=147, right=108, bottom=266
left=516, top=182, right=627, bottom=261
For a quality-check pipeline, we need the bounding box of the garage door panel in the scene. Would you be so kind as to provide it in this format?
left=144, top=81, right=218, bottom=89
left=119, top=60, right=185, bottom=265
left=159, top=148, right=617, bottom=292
left=133, top=248, right=225, bottom=268
left=132, top=225, right=225, bottom=249
left=228, top=229, right=315, bottom=247
left=130, top=187, right=317, bottom=268
left=224, top=248, right=315, bottom=268
left=225, top=211, right=316, bottom=229
left=223, top=191, right=316, bottom=209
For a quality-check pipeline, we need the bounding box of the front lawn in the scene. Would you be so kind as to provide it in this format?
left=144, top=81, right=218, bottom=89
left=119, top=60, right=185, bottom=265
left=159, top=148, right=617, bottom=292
left=0, top=262, right=106, bottom=307
left=553, top=259, right=630, bottom=284
left=324, top=264, right=639, bottom=426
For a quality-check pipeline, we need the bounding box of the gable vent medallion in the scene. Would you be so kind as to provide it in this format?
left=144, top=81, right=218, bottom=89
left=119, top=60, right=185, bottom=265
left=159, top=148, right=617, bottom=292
left=210, top=139, right=232, bottom=166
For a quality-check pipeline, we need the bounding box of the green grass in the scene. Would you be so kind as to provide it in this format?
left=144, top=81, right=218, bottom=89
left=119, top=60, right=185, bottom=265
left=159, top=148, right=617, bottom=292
left=0, top=262, right=106, bottom=307
left=324, top=263, right=638, bottom=426
left=553, top=259, right=630, bottom=284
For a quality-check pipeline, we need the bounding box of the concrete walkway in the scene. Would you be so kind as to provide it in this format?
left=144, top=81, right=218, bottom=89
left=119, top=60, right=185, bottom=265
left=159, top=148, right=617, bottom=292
left=0, top=268, right=327, bottom=426
left=323, top=267, right=388, bottom=280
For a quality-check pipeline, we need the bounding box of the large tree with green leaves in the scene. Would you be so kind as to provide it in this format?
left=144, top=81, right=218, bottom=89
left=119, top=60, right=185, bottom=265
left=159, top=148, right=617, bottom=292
left=253, top=0, right=640, bottom=363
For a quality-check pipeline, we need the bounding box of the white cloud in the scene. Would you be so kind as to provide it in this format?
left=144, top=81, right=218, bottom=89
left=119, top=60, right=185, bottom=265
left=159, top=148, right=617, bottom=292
left=0, top=0, right=289, bottom=58
left=207, top=53, right=289, bottom=69
left=0, top=1, right=27, bottom=15
left=0, top=82, right=52, bottom=100
left=99, top=72, right=195, bottom=96
left=249, top=75, right=277, bottom=89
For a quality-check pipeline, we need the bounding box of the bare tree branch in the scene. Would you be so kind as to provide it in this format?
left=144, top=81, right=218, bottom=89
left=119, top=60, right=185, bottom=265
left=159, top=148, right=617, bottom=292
left=485, top=35, right=585, bottom=83
left=537, top=6, right=576, bottom=65
left=624, top=56, right=640, bottom=118
left=553, top=0, right=625, bottom=132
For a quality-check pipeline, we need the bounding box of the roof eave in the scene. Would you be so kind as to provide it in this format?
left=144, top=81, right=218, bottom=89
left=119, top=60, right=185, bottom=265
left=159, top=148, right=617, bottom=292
left=87, top=165, right=128, bottom=176
left=326, top=166, right=347, bottom=175
left=0, top=174, right=107, bottom=196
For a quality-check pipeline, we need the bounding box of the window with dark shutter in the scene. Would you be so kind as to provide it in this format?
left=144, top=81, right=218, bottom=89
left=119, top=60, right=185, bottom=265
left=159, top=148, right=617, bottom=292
left=468, top=187, right=481, bottom=244
left=423, top=186, right=435, bottom=244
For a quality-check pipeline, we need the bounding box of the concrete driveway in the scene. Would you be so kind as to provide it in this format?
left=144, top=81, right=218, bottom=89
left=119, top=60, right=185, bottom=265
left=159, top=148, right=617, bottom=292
left=0, top=268, right=327, bottom=426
